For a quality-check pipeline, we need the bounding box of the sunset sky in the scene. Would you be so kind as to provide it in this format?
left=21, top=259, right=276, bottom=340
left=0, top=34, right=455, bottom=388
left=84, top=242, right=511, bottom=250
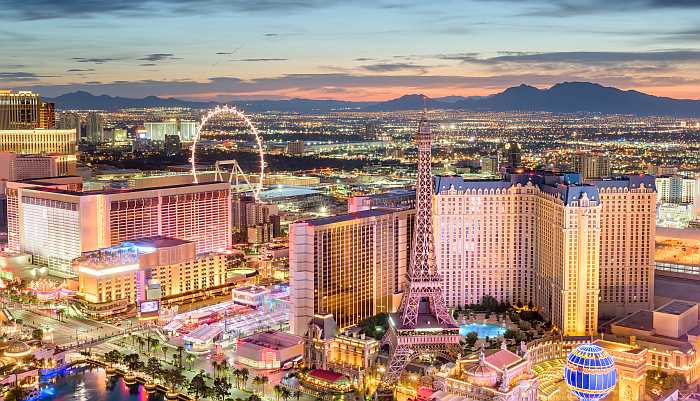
left=2, top=0, right=700, bottom=101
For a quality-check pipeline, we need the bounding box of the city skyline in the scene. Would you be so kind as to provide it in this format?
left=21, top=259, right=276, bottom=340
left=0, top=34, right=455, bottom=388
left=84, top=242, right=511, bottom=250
left=2, top=0, right=700, bottom=101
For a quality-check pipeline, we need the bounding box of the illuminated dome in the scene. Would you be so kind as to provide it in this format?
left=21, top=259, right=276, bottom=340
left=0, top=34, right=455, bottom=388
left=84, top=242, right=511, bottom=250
left=464, top=352, right=499, bottom=387
left=564, top=344, right=617, bottom=401
left=4, top=340, right=31, bottom=358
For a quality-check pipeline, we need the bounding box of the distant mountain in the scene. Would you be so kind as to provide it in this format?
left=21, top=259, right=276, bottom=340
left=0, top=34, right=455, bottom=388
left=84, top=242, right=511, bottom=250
left=453, top=82, right=700, bottom=116
left=47, top=91, right=373, bottom=112
left=47, top=82, right=700, bottom=116
left=46, top=91, right=214, bottom=110
left=362, top=94, right=451, bottom=112
left=433, top=95, right=470, bottom=103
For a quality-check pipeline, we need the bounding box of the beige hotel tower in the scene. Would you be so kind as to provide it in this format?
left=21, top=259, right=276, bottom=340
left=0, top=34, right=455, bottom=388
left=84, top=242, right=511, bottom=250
left=434, top=172, right=655, bottom=336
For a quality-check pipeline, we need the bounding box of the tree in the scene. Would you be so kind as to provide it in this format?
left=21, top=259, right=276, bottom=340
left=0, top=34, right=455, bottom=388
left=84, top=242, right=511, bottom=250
left=518, top=320, right=532, bottom=332
left=281, top=387, right=291, bottom=401
left=186, top=353, right=197, bottom=370
left=3, top=386, right=27, bottom=401
left=177, top=346, right=185, bottom=368
left=163, top=367, right=186, bottom=393
left=480, top=295, right=499, bottom=312
left=104, top=350, right=122, bottom=367
left=31, top=328, right=43, bottom=341
left=239, top=368, right=249, bottom=390
left=146, top=357, right=162, bottom=382
left=252, top=375, right=268, bottom=395
left=152, top=340, right=161, bottom=358
left=124, top=353, right=141, bottom=372
left=465, top=331, right=479, bottom=348
left=356, top=313, right=389, bottom=340
left=214, top=377, right=232, bottom=401
left=212, top=360, right=222, bottom=378
left=189, top=373, right=211, bottom=399
left=273, top=384, right=284, bottom=401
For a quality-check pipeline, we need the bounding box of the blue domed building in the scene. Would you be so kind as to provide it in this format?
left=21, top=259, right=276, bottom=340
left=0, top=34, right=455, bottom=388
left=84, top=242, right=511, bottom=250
left=564, top=344, right=617, bottom=401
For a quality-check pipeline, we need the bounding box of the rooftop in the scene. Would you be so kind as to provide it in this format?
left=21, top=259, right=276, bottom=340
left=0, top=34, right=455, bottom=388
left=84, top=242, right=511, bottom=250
left=239, top=331, right=302, bottom=349
left=656, top=300, right=696, bottom=315
left=23, top=180, right=227, bottom=197
left=300, top=208, right=400, bottom=227
left=259, top=185, right=321, bottom=200
left=614, top=310, right=654, bottom=331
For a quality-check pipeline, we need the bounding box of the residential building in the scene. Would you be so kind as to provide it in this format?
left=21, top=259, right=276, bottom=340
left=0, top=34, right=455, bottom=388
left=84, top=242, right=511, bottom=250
left=575, top=152, right=611, bottom=179
left=85, top=112, right=103, bottom=143
left=657, top=174, right=698, bottom=205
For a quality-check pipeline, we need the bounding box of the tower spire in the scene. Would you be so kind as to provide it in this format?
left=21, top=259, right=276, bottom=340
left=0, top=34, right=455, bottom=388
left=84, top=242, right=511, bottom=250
left=377, top=113, right=460, bottom=391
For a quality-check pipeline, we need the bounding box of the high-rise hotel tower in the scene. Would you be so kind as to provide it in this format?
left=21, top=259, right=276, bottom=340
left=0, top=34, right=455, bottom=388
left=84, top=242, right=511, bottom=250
left=7, top=181, right=231, bottom=277
left=434, top=172, right=655, bottom=336
left=289, top=208, right=414, bottom=335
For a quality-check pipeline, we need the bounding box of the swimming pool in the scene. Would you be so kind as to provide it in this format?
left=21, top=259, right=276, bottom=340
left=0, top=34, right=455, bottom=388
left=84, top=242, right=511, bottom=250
left=459, top=323, right=507, bottom=338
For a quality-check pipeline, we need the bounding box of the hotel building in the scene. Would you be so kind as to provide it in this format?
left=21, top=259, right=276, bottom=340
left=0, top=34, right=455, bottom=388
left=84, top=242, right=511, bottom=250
left=289, top=208, right=413, bottom=335
left=144, top=119, right=197, bottom=142
left=0, top=152, right=76, bottom=181
left=591, top=176, right=656, bottom=316
left=7, top=181, right=231, bottom=277
left=0, top=129, right=77, bottom=155
left=433, top=172, right=655, bottom=336
left=0, top=90, right=54, bottom=130
left=76, top=236, right=227, bottom=317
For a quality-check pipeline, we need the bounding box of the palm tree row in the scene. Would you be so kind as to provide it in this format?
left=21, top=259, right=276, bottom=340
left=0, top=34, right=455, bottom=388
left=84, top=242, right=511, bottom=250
left=104, top=350, right=185, bottom=394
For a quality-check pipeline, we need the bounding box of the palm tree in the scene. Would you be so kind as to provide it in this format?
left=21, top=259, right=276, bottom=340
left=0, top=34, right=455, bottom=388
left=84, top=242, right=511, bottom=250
left=212, top=360, right=222, bottom=378
left=186, top=353, right=196, bottom=370
left=177, top=346, right=185, bottom=368
left=281, top=387, right=291, bottom=401
left=230, top=368, right=240, bottom=388
left=252, top=376, right=264, bottom=395
left=273, top=384, right=283, bottom=401
left=219, top=360, right=230, bottom=381
left=259, top=376, right=269, bottom=396
left=152, top=340, right=161, bottom=358
left=239, top=367, right=249, bottom=390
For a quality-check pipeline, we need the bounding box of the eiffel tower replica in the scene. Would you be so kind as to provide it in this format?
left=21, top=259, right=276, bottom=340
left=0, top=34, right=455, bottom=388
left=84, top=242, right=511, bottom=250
left=377, top=109, right=460, bottom=395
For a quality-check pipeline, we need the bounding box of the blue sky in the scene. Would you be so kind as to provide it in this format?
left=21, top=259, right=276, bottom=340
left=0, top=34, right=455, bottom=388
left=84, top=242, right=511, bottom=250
left=2, top=0, right=700, bottom=100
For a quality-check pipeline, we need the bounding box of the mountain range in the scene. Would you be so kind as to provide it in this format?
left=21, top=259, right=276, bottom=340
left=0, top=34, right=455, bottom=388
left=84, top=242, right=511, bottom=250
left=46, top=82, right=700, bottom=117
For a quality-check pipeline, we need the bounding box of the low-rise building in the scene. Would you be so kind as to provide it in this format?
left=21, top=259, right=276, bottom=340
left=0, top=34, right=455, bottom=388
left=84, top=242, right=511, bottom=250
left=610, top=300, right=700, bottom=382
left=236, top=330, right=304, bottom=369
left=75, top=236, right=227, bottom=317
